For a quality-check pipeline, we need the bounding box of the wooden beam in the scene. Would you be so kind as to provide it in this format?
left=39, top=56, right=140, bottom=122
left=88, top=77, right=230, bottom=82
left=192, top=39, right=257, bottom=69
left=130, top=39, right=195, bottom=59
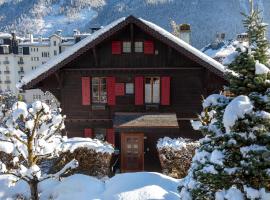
left=63, top=67, right=202, bottom=71
left=92, top=46, right=98, bottom=67
left=130, top=23, right=134, bottom=53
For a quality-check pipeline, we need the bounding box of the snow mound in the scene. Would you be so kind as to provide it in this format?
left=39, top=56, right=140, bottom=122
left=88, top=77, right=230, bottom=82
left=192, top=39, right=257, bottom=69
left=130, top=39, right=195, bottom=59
left=202, top=94, right=228, bottom=108
left=255, top=60, right=270, bottom=75
left=157, top=137, right=198, bottom=150
left=102, top=172, right=180, bottom=200
left=223, top=95, right=253, bottom=133
left=60, top=137, right=114, bottom=154
left=0, top=172, right=180, bottom=200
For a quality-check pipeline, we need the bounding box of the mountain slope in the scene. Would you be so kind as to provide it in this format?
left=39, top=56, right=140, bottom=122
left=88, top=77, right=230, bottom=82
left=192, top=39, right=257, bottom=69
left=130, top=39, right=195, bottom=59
left=0, top=0, right=269, bottom=48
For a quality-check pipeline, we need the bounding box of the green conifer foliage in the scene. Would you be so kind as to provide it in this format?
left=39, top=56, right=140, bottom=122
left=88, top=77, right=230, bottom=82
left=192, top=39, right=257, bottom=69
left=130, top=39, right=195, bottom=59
left=178, top=9, right=270, bottom=200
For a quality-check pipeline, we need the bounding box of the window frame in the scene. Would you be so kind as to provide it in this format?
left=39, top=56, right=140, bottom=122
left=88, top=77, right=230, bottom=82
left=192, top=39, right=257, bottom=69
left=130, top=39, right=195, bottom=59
left=134, top=41, right=144, bottom=53
left=125, top=83, right=134, bottom=95
left=92, top=77, right=107, bottom=104
left=145, top=76, right=160, bottom=104
left=122, top=41, right=132, bottom=53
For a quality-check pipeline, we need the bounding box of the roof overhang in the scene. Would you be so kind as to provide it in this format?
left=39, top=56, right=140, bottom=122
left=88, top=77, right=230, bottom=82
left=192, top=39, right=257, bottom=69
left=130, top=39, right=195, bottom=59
left=19, top=15, right=225, bottom=90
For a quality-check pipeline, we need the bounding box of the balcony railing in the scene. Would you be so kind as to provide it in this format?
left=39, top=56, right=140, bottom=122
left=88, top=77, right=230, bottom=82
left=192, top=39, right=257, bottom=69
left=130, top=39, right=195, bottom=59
left=18, top=61, right=24, bottom=65
left=18, top=70, right=24, bottom=74
left=3, top=61, right=9, bottom=65
left=4, top=80, right=11, bottom=84
left=4, top=71, right=10, bottom=74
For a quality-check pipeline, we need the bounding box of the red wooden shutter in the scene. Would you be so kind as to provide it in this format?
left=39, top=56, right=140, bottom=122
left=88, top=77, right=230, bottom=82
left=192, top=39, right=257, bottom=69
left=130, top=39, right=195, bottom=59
left=106, top=129, right=115, bottom=145
left=115, top=83, right=125, bottom=96
left=112, top=41, right=121, bottom=54
left=81, top=77, right=91, bottom=105
left=84, top=128, right=93, bottom=138
left=135, top=76, right=144, bottom=105
left=161, top=76, right=171, bottom=105
left=144, top=41, right=154, bottom=54
left=107, top=77, right=116, bottom=106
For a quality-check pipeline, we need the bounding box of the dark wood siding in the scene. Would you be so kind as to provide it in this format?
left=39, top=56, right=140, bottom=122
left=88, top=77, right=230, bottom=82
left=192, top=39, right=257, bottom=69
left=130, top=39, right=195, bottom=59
left=38, top=22, right=225, bottom=171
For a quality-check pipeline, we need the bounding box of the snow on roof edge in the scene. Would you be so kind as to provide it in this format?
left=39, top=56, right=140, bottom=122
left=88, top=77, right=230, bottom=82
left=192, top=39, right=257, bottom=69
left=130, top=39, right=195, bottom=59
left=18, top=16, right=225, bottom=89
left=17, top=17, right=126, bottom=89
left=139, top=18, right=225, bottom=73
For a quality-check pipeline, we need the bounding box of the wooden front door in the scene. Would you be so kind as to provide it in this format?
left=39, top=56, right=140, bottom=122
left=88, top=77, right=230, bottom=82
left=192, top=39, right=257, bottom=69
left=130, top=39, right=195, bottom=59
left=121, top=133, right=144, bottom=172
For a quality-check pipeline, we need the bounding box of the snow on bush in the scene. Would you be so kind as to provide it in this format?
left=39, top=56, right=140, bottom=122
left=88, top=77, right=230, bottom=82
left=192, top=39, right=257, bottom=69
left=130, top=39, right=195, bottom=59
left=223, top=95, right=253, bottom=133
left=51, top=137, right=114, bottom=178
left=255, top=60, right=270, bottom=75
left=157, top=137, right=199, bottom=178
left=0, top=100, right=78, bottom=200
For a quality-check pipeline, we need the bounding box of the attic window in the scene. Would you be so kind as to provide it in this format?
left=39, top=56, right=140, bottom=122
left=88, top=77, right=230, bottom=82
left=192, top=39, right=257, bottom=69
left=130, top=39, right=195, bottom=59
left=123, top=41, right=131, bottom=53
left=135, top=41, right=143, bottom=53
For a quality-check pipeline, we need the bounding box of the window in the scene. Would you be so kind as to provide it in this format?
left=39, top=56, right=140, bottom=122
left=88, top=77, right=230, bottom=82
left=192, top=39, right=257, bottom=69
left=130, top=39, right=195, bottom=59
left=18, top=47, right=23, bottom=54
left=33, top=94, right=41, bottom=100
left=145, top=77, right=160, bottom=104
left=53, top=41, right=57, bottom=46
left=122, top=41, right=131, bottom=53
left=54, top=50, right=57, bottom=56
left=135, top=41, right=143, bottom=53
left=126, top=83, right=134, bottom=94
left=3, top=46, right=9, bottom=54
left=0, top=39, right=3, bottom=44
left=92, top=77, right=107, bottom=103
left=94, top=128, right=106, bottom=141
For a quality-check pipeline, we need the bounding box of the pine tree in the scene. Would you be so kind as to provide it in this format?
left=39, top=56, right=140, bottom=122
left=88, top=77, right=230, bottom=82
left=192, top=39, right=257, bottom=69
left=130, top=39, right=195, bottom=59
left=0, top=100, right=78, bottom=200
left=178, top=8, right=270, bottom=200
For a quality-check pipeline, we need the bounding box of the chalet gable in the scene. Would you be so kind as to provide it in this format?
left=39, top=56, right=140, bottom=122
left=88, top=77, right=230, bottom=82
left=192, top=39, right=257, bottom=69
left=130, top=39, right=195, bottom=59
left=18, top=15, right=225, bottom=90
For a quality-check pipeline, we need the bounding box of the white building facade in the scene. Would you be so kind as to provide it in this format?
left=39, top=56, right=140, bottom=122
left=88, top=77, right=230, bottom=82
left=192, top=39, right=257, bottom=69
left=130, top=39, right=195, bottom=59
left=0, top=31, right=90, bottom=102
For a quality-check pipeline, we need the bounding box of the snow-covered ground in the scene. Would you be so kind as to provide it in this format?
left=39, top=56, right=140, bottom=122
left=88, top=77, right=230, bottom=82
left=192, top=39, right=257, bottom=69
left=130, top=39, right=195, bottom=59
left=0, top=172, right=180, bottom=200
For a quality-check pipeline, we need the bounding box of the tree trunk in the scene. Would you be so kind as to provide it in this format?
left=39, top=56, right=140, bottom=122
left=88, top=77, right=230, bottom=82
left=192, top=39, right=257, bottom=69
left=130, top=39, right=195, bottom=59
left=29, top=180, right=39, bottom=200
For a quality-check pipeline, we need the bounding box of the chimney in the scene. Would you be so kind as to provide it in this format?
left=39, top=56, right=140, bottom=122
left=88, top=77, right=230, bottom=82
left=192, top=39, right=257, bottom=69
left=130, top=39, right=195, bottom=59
left=28, top=33, right=34, bottom=43
left=179, top=24, right=191, bottom=44
left=55, top=29, right=62, bottom=35
left=237, top=33, right=249, bottom=43
left=38, top=35, right=42, bottom=43
left=211, top=32, right=225, bottom=49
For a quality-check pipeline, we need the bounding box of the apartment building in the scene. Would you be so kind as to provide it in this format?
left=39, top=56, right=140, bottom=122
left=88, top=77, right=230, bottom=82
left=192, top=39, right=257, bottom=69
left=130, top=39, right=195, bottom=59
left=0, top=30, right=90, bottom=102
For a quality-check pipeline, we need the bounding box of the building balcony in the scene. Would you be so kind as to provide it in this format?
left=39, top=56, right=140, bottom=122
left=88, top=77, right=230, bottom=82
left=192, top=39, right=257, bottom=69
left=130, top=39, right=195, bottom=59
left=4, top=80, right=11, bottom=84
left=3, top=61, right=9, bottom=65
left=18, top=70, right=24, bottom=74
left=18, top=61, right=24, bottom=65
left=4, top=71, right=10, bottom=74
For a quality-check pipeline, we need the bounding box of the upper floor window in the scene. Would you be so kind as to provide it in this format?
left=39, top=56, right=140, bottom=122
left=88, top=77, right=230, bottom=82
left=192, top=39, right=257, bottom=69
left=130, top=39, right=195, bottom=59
left=0, top=39, right=3, bottom=45
left=3, top=46, right=9, bottom=54
left=126, top=83, right=134, bottom=94
left=18, top=47, right=23, bottom=54
left=145, top=77, right=160, bottom=104
left=135, top=41, right=143, bottom=53
left=122, top=41, right=131, bottom=53
left=92, top=77, right=107, bottom=104
left=53, top=41, right=57, bottom=46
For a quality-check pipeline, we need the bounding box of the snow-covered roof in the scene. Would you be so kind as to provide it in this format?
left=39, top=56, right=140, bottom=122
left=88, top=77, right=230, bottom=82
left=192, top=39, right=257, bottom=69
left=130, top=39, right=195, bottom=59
left=139, top=18, right=225, bottom=73
left=19, top=16, right=225, bottom=89
left=0, top=32, right=12, bottom=39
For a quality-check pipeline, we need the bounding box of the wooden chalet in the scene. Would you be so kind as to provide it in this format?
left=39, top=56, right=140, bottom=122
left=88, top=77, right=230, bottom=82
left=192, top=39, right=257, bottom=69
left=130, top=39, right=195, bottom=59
left=20, top=16, right=226, bottom=172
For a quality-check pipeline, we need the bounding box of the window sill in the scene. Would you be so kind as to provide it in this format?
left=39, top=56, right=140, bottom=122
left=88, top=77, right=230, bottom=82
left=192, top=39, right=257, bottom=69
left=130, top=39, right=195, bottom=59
left=91, top=104, right=106, bottom=110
